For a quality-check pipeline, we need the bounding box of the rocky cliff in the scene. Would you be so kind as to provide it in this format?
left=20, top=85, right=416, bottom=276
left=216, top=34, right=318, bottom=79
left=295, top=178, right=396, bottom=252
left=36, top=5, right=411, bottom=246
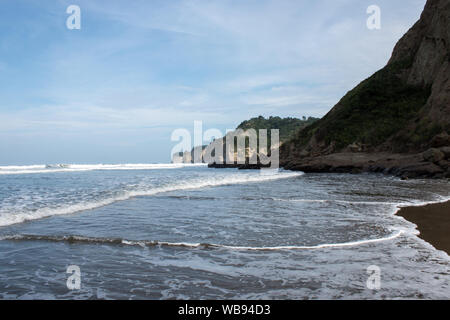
left=174, top=116, right=319, bottom=166
left=281, top=0, right=450, bottom=179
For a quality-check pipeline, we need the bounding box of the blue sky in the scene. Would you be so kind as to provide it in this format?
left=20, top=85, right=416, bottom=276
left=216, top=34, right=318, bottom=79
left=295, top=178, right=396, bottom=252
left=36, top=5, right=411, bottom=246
left=0, top=0, right=426, bottom=164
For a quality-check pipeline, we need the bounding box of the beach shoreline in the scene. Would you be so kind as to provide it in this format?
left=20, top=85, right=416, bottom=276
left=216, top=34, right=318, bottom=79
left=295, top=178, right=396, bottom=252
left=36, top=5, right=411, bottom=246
left=397, top=200, right=450, bottom=255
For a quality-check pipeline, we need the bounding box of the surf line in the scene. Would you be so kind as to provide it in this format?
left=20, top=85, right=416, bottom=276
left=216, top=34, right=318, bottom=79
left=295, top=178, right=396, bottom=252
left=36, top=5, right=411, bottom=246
left=0, top=230, right=405, bottom=251
left=215, top=230, right=405, bottom=251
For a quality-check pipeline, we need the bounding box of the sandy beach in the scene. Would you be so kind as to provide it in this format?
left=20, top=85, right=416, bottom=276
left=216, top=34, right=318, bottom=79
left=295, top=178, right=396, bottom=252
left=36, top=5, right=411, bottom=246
left=397, top=200, right=450, bottom=255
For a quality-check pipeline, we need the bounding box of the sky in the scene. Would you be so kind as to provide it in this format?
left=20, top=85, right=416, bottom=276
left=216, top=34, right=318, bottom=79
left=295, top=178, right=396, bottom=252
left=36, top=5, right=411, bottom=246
left=0, top=0, right=427, bottom=164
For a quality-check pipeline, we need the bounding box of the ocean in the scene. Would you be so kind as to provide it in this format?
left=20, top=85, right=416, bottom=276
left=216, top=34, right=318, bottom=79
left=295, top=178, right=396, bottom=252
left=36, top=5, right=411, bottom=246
left=0, top=164, right=449, bottom=299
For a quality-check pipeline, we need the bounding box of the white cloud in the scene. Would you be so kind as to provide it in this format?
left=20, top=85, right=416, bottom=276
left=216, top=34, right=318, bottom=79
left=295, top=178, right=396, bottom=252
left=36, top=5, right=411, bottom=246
left=0, top=104, right=233, bottom=134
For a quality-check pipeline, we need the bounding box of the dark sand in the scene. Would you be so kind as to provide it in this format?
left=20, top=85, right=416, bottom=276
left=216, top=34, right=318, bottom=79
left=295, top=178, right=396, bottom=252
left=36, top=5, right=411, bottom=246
left=397, top=200, right=450, bottom=255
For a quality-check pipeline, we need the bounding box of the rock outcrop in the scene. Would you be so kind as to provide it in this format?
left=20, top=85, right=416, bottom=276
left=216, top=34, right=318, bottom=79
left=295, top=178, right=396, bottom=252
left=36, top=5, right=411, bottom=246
left=280, top=0, right=450, bottom=179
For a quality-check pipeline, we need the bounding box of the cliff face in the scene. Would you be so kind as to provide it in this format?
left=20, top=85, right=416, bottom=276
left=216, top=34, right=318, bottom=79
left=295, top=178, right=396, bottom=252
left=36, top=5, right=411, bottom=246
left=387, top=0, right=450, bottom=148
left=280, top=0, right=450, bottom=178
left=172, top=146, right=208, bottom=164
left=174, top=116, right=319, bottom=166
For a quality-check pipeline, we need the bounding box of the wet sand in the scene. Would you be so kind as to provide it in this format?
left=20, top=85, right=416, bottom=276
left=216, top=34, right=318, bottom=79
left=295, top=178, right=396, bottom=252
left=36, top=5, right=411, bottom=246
left=397, top=200, right=450, bottom=255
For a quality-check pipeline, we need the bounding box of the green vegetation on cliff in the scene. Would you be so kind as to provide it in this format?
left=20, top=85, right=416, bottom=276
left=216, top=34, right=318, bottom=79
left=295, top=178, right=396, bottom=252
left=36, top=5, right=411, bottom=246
left=237, top=116, right=319, bottom=143
left=283, top=58, right=432, bottom=154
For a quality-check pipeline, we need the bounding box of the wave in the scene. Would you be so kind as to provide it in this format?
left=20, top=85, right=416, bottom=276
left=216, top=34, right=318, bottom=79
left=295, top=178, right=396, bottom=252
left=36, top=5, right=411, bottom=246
left=0, top=171, right=303, bottom=227
left=0, top=230, right=405, bottom=251
left=0, top=163, right=207, bottom=175
left=396, top=195, right=450, bottom=208
left=271, top=198, right=402, bottom=205
left=274, top=195, right=450, bottom=208
left=161, top=195, right=220, bottom=201
left=160, top=196, right=405, bottom=205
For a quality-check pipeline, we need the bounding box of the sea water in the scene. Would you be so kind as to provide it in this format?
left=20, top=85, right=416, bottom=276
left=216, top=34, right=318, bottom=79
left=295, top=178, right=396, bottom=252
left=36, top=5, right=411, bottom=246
left=0, top=164, right=449, bottom=299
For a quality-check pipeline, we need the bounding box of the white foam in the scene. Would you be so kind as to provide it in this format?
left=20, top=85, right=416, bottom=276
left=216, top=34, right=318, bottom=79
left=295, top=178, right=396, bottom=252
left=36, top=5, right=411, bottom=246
left=0, top=171, right=303, bottom=227
left=273, top=195, right=450, bottom=253
left=396, top=195, right=450, bottom=208
left=272, top=198, right=400, bottom=205
left=0, top=165, right=45, bottom=170
left=391, top=195, right=450, bottom=239
left=1, top=230, right=405, bottom=251
left=213, top=230, right=405, bottom=251
left=0, top=163, right=207, bottom=175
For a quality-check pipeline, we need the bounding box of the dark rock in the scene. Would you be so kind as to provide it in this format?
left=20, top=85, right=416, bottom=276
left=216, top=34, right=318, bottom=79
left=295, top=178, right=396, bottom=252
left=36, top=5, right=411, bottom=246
left=445, top=169, right=450, bottom=178
left=423, top=148, right=445, bottom=163
left=238, top=163, right=271, bottom=170
left=398, top=162, right=444, bottom=177
left=440, top=147, right=450, bottom=159
left=431, top=133, right=450, bottom=148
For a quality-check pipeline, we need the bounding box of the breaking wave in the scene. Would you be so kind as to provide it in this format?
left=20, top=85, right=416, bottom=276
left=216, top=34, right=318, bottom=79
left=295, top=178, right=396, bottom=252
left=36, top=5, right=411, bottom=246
left=0, top=230, right=405, bottom=251
left=0, top=171, right=303, bottom=227
left=0, top=163, right=207, bottom=175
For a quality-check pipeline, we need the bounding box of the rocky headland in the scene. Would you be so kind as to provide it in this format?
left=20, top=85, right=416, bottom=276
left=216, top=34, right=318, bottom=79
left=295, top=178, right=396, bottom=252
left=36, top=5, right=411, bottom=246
left=280, top=0, right=450, bottom=179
